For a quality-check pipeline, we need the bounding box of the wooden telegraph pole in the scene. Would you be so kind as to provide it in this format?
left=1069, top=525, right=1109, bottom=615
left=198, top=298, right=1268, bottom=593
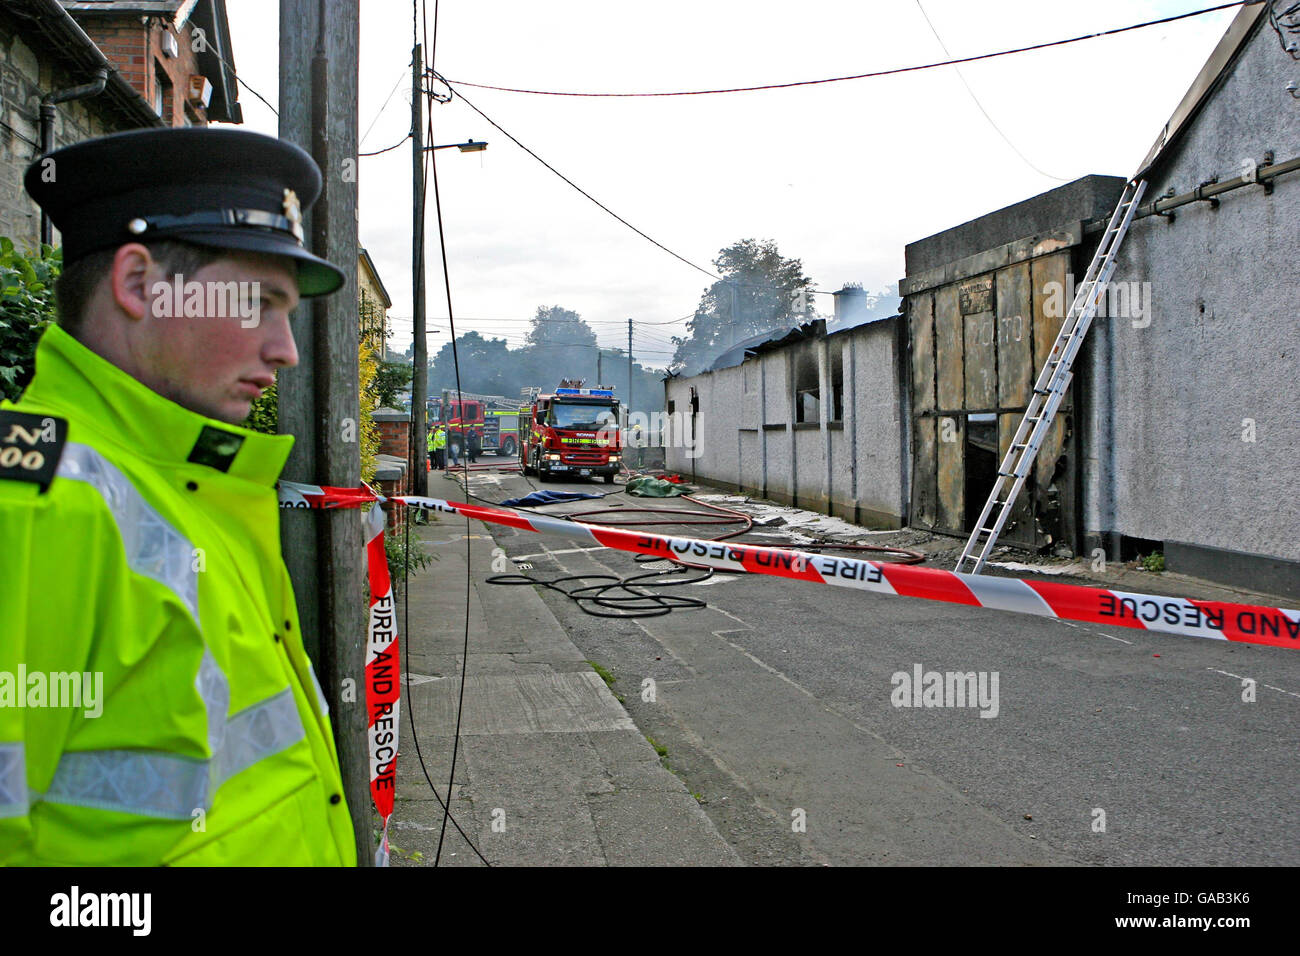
left=411, top=43, right=429, bottom=495
left=278, top=0, right=370, bottom=865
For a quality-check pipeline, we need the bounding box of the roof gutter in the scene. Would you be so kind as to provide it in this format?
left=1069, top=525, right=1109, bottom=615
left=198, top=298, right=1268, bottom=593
left=40, top=66, right=108, bottom=244
left=21, top=0, right=164, bottom=123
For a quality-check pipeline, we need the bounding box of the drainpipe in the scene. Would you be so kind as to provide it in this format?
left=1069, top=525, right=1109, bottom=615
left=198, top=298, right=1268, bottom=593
left=39, top=67, right=109, bottom=245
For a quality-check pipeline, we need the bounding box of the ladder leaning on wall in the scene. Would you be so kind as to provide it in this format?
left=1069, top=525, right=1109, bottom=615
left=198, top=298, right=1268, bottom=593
left=955, top=178, right=1148, bottom=575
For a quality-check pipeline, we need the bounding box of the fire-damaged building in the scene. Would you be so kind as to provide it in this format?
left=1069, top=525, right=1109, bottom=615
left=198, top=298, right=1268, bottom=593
left=665, top=2, right=1299, bottom=598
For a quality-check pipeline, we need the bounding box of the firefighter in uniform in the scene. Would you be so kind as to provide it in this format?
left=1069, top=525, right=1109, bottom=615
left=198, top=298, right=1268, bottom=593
left=0, top=128, right=356, bottom=865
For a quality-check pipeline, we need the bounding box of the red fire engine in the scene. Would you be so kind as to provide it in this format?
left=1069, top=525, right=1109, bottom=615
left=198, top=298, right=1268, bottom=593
left=430, top=390, right=526, bottom=458
left=519, top=382, right=622, bottom=483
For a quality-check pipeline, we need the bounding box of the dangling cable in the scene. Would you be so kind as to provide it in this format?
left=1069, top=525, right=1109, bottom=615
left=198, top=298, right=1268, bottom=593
left=393, top=0, right=489, bottom=867
left=426, top=0, right=477, bottom=868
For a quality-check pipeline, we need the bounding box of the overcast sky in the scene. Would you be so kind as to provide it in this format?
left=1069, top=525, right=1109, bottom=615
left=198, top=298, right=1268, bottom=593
left=224, top=1, right=1239, bottom=368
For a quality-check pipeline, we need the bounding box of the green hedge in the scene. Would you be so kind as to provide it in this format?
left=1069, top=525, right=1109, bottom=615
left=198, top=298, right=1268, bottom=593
left=0, top=239, right=61, bottom=403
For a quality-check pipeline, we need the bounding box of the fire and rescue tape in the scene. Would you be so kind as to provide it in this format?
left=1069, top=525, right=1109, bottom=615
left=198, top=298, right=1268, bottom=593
left=362, top=503, right=400, bottom=867
left=277, top=480, right=1300, bottom=651
left=280, top=482, right=401, bottom=865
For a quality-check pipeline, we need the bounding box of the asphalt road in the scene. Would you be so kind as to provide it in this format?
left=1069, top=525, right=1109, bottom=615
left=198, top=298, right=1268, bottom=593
left=439, top=464, right=1300, bottom=866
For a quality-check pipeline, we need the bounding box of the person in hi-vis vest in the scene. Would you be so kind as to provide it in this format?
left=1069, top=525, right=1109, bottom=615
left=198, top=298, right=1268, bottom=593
left=0, top=129, right=356, bottom=865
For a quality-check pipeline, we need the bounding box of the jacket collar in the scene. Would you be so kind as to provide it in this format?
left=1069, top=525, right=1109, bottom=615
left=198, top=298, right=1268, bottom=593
left=23, top=325, right=294, bottom=486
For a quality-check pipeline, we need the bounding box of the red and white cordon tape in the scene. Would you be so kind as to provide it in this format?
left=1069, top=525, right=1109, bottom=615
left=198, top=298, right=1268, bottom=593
left=282, top=482, right=400, bottom=865
left=282, top=480, right=1300, bottom=660
left=394, top=494, right=1300, bottom=651
left=362, top=503, right=400, bottom=867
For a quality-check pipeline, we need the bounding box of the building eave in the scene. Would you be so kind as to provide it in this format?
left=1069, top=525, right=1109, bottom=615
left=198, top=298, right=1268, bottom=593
left=16, top=0, right=165, bottom=132
left=1135, top=2, right=1270, bottom=179
left=359, top=247, right=394, bottom=309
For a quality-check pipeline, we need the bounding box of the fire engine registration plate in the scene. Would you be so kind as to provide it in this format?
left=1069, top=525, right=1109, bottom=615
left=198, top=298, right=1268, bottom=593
left=579, top=469, right=591, bottom=476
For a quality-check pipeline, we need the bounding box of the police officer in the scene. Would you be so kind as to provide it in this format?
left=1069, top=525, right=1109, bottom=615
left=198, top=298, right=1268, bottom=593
left=429, top=423, right=447, bottom=470
left=0, top=128, right=356, bottom=865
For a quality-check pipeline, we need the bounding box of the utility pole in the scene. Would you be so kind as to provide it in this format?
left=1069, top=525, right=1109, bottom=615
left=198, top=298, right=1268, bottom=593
left=729, top=280, right=740, bottom=349
left=410, top=43, right=428, bottom=495
left=627, top=318, right=633, bottom=414
left=278, top=0, right=369, bottom=864
left=597, top=349, right=602, bottom=385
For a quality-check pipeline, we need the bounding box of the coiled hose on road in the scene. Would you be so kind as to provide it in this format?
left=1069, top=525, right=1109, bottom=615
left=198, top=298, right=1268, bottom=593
left=478, top=464, right=924, bottom=619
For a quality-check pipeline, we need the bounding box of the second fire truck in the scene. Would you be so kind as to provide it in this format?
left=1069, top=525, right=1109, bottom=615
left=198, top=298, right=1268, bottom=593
left=519, top=382, right=623, bottom=483
left=429, top=390, right=525, bottom=458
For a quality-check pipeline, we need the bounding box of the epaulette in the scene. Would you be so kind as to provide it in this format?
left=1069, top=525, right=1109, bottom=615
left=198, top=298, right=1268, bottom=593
left=0, top=410, right=67, bottom=493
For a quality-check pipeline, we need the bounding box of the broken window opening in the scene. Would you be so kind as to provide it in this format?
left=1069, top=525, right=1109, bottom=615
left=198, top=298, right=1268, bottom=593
left=794, top=348, right=819, bottom=424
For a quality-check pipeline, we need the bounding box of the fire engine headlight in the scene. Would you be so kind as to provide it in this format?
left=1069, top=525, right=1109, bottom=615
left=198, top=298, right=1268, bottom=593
left=545, top=453, right=561, bottom=461
left=608, top=455, right=620, bottom=462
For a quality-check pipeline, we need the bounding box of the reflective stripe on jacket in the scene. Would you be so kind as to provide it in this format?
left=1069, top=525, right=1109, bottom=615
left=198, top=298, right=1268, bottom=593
left=0, top=326, right=355, bottom=866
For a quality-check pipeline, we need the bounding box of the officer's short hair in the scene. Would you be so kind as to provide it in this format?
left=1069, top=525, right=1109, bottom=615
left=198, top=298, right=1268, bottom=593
left=55, top=240, right=227, bottom=338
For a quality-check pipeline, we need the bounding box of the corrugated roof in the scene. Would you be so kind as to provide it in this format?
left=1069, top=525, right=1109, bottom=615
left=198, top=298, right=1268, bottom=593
left=703, top=319, right=824, bottom=372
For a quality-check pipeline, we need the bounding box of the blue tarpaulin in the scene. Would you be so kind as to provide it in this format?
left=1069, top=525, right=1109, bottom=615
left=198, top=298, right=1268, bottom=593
left=499, top=490, right=605, bottom=507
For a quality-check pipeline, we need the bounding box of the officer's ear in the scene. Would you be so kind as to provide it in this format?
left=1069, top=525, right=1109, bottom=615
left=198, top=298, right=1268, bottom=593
left=109, top=243, right=158, bottom=322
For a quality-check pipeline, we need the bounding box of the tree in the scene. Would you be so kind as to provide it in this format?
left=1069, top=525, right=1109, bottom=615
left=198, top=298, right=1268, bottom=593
left=671, top=238, right=816, bottom=375
left=373, top=361, right=412, bottom=409
left=525, top=305, right=598, bottom=351
left=427, top=330, right=514, bottom=397
left=417, top=305, right=668, bottom=419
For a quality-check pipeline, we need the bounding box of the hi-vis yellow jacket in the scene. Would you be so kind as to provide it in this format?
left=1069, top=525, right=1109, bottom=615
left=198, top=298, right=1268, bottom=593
left=0, top=326, right=355, bottom=866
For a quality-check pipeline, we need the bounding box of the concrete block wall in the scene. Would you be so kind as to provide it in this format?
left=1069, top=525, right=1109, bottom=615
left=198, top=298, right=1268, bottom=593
left=1082, top=17, right=1300, bottom=578
left=665, top=316, right=905, bottom=528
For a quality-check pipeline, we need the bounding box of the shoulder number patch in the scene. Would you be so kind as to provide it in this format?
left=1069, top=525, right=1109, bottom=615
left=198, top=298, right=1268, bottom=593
left=0, top=410, right=67, bottom=493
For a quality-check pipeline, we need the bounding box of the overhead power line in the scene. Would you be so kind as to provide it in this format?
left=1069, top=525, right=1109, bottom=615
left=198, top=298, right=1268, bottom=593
left=360, top=67, right=411, bottom=148
left=444, top=2, right=1249, bottom=98
left=913, top=0, right=1070, bottom=182
left=360, top=132, right=412, bottom=157
left=447, top=83, right=721, bottom=281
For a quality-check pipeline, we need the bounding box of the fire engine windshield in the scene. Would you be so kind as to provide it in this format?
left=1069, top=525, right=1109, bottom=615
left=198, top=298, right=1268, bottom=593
left=548, top=404, right=617, bottom=429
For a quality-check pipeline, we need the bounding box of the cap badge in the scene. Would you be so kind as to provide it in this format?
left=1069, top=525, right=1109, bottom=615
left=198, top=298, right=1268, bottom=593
left=282, top=188, right=304, bottom=243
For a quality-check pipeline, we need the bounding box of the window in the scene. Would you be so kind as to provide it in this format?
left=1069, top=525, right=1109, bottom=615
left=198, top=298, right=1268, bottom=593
left=547, top=403, right=617, bottom=429
left=830, top=343, right=844, bottom=422
left=794, top=348, right=819, bottom=424
left=153, top=64, right=171, bottom=118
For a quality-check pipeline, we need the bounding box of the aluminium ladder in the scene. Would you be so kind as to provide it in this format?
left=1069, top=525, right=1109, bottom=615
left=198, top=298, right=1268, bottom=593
left=955, top=178, right=1147, bottom=574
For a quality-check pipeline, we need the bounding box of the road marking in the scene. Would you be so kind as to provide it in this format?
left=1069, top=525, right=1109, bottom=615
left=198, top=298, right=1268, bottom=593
left=1206, top=668, right=1300, bottom=700
left=1058, top=620, right=1133, bottom=645
left=512, top=545, right=608, bottom=562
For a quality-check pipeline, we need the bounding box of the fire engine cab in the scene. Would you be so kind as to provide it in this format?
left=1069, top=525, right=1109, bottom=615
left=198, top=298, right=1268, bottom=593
left=520, top=383, right=622, bottom=483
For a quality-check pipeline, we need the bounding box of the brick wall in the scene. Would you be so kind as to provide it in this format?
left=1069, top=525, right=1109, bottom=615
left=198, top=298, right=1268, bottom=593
left=81, top=16, right=210, bottom=128
left=376, top=416, right=411, bottom=460
left=373, top=412, right=413, bottom=529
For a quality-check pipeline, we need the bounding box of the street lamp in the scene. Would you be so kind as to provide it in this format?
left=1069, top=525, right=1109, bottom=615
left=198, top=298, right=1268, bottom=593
left=425, top=139, right=487, bottom=153
left=411, top=127, right=487, bottom=496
